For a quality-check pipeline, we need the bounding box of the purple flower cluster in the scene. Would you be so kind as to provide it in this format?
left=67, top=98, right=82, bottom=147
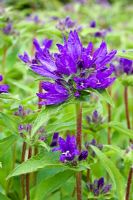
left=85, top=139, right=103, bottom=157
left=87, top=177, right=112, bottom=196
left=0, top=75, right=9, bottom=94
left=15, top=105, right=45, bottom=141
left=86, top=110, right=103, bottom=124
left=2, top=23, right=13, bottom=35
left=114, top=58, right=133, bottom=76
left=52, top=134, right=88, bottom=163
left=19, top=30, right=117, bottom=106
left=56, top=16, right=76, bottom=31
left=86, top=111, right=104, bottom=132
left=14, top=105, right=31, bottom=117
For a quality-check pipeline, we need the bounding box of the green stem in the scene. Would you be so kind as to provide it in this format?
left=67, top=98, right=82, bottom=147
left=76, top=103, right=82, bottom=200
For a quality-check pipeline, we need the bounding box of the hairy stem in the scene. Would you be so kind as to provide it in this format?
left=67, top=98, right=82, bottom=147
left=38, top=81, right=42, bottom=110
left=76, top=103, right=82, bottom=200
left=124, top=86, right=131, bottom=129
left=125, top=167, right=133, bottom=200
left=21, top=142, right=27, bottom=199
left=124, top=86, right=132, bottom=200
left=26, top=147, right=32, bottom=200
left=107, top=87, right=112, bottom=144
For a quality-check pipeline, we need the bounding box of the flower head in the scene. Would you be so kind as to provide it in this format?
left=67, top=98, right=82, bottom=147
left=19, top=30, right=117, bottom=105
left=2, top=23, right=13, bottom=35
left=85, top=139, right=103, bottom=157
left=87, top=177, right=112, bottom=197
left=114, top=58, right=133, bottom=76
left=56, top=16, right=76, bottom=31
left=0, top=75, right=9, bottom=94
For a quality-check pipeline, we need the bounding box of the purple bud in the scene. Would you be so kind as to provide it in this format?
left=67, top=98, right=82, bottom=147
left=90, top=20, right=96, bottom=28
left=2, top=23, right=12, bottom=35
left=86, top=115, right=91, bottom=123
left=0, top=75, right=3, bottom=81
left=78, top=150, right=88, bottom=161
left=94, top=189, right=99, bottom=196
left=50, top=132, right=59, bottom=147
left=98, top=177, right=104, bottom=189
left=102, top=184, right=112, bottom=194
left=39, top=136, right=45, bottom=141
left=92, top=110, right=98, bottom=122
left=18, top=124, right=24, bottom=131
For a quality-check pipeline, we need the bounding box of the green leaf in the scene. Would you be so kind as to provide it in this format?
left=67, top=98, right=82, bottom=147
left=108, top=121, right=133, bottom=138
left=31, top=170, right=74, bottom=200
left=85, top=89, right=114, bottom=106
left=120, top=75, right=133, bottom=87
left=0, top=193, right=10, bottom=200
left=96, top=89, right=114, bottom=107
left=0, top=112, right=18, bottom=134
left=91, top=146, right=125, bottom=200
left=7, top=152, right=61, bottom=179
left=0, top=135, right=18, bottom=157
left=117, top=51, right=133, bottom=60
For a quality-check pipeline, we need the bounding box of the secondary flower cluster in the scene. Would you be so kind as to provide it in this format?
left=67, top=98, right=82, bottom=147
left=19, top=30, right=117, bottom=105
left=86, top=110, right=104, bottom=132
left=15, top=105, right=45, bottom=141
left=87, top=177, right=112, bottom=197
left=85, top=139, right=103, bottom=157
left=0, top=75, right=9, bottom=93
left=56, top=16, right=76, bottom=31
left=114, top=57, right=133, bottom=76
left=52, top=134, right=88, bottom=163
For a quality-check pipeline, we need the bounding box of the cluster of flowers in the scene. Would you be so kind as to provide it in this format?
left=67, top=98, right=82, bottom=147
left=51, top=134, right=88, bottom=164
left=114, top=57, right=133, bottom=76
left=87, top=177, right=112, bottom=197
left=19, top=30, right=117, bottom=106
left=15, top=105, right=45, bottom=141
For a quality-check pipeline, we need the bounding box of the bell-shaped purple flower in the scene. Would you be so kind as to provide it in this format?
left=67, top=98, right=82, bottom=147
left=78, top=150, right=88, bottom=161
left=52, top=135, right=80, bottom=163
left=50, top=132, right=59, bottom=147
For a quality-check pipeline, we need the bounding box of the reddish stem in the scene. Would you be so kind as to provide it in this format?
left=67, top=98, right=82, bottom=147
left=38, top=81, right=43, bottom=110
left=124, top=86, right=131, bottom=129
left=76, top=103, right=82, bottom=200
left=107, top=87, right=112, bottom=144
left=21, top=142, right=27, bottom=199
left=125, top=167, right=133, bottom=200
left=26, top=147, right=32, bottom=200
left=124, top=86, right=133, bottom=200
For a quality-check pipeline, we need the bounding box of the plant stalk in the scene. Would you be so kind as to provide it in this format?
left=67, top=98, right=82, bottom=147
left=21, top=142, right=27, bottom=199
left=124, top=86, right=132, bottom=200
left=76, top=103, right=82, bottom=200
left=125, top=167, right=133, bottom=200
left=124, top=86, right=131, bottom=129
left=107, top=87, right=112, bottom=144
left=26, top=146, right=32, bottom=200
